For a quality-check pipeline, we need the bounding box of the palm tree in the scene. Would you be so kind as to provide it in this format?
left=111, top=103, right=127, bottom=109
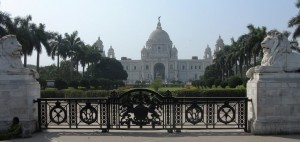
left=79, top=44, right=90, bottom=76
left=246, top=24, right=267, bottom=66
left=0, top=10, right=14, bottom=37
left=288, top=0, right=300, bottom=39
left=50, top=34, right=68, bottom=70
left=30, top=23, right=53, bottom=72
left=64, top=31, right=83, bottom=78
left=12, top=15, right=34, bottom=67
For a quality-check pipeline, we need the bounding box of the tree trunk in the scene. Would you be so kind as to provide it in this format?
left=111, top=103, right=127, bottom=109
left=253, top=54, right=257, bottom=66
left=82, top=65, right=85, bottom=77
left=37, top=53, right=40, bottom=72
left=23, top=54, right=27, bottom=67
left=57, top=54, right=60, bottom=70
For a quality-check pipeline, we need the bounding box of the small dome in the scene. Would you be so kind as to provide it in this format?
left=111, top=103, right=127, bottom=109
left=141, top=46, right=147, bottom=52
left=172, top=45, right=177, bottom=51
left=108, top=45, right=114, bottom=51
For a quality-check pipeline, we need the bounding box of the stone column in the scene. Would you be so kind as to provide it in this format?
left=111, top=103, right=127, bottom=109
left=247, top=72, right=300, bottom=134
left=0, top=75, right=40, bottom=136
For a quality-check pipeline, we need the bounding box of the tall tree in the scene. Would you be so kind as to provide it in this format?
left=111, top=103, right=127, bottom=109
left=64, top=31, right=83, bottom=78
left=50, top=34, right=68, bottom=70
left=288, top=0, right=300, bottom=39
left=12, top=15, right=34, bottom=67
left=0, top=10, right=14, bottom=37
left=30, top=23, right=53, bottom=72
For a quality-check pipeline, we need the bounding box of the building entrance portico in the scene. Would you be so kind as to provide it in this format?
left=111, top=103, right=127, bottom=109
left=154, top=63, right=165, bottom=80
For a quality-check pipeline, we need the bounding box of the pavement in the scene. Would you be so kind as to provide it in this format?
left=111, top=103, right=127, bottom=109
left=3, top=129, right=300, bottom=142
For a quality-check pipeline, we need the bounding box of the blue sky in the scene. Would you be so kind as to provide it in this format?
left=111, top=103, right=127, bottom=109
left=1, top=0, right=298, bottom=67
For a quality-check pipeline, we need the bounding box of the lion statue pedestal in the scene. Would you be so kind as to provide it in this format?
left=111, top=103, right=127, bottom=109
left=247, top=31, right=300, bottom=134
left=0, top=35, right=40, bottom=137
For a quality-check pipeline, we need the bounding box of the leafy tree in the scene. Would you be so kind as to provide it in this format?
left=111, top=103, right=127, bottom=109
left=203, top=64, right=220, bottom=80
left=92, top=57, right=128, bottom=81
left=39, top=64, right=58, bottom=80
left=58, top=60, right=81, bottom=82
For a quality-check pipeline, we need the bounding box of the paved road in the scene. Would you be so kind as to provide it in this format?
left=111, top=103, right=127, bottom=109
left=4, top=130, right=300, bottom=142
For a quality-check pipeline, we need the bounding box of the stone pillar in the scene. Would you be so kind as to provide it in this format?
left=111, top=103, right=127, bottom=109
left=247, top=72, right=300, bottom=134
left=0, top=75, right=40, bottom=136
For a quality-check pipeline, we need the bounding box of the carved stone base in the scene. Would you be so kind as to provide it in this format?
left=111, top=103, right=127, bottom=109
left=247, top=72, right=300, bottom=134
left=0, top=75, right=40, bottom=137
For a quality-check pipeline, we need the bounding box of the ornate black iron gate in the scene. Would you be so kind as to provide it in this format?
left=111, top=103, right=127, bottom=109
left=36, top=89, right=248, bottom=132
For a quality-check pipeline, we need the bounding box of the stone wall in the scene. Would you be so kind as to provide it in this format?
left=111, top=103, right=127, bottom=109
left=247, top=72, right=300, bottom=134
left=0, top=75, right=40, bottom=136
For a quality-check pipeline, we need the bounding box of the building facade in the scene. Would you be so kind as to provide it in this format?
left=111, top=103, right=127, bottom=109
left=95, top=18, right=224, bottom=84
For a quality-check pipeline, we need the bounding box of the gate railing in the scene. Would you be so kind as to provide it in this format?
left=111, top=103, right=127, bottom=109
left=36, top=89, right=248, bottom=132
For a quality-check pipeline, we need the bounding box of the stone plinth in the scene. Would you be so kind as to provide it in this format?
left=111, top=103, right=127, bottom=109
left=247, top=72, right=300, bottom=134
left=0, top=75, right=40, bottom=136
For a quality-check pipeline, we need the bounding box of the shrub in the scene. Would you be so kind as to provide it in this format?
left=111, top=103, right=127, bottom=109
left=151, top=79, right=162, bottom=91
left=69, top=80, right=79, bottom=89
left=98, top=78, right=113, bottom=90
left=205, top=78, right=215, bottom=88
left=220, top=80, right=228, bottom=88
left=214, top=79, right=221, bottom=87
left=172, top=89, right=246, bottom=97
left=38, top=79, right=47, bottom=90
left=90, top=79, right=100, bottom=89
left=80, top=79, right=90, bottom=89
left=54, top=79, right=68, bottom=90
left=41, top=88, right=246, bottom=98
left=228, top=76, right=243, bottom=88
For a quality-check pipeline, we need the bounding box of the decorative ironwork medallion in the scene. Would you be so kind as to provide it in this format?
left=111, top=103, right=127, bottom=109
left=80, top=102, right=98, bottom=124
left=119, top=90, right=163, bottom=127
left=185, top=103, right=203, bottom=125
left=50, top=101, right=67, bottom=125
left=217, top=102, right=235, bottom=124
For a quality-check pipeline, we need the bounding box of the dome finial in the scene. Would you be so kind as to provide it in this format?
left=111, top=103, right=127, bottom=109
left=157, top=16, right=162, bottom=30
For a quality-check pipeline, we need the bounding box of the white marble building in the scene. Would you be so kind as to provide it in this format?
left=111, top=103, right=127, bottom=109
left=95, top=18, right=224, bottom=84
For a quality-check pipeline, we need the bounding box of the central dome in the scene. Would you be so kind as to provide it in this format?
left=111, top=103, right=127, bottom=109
left=149, top=29, right=171, bottom=42
left=147, top=20, right=172, bottom=43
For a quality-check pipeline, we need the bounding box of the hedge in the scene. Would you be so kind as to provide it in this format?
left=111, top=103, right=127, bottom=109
left=41, top=88, right=246, bottom=98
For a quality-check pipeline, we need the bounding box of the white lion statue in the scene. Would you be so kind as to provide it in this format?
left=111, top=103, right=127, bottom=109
left=0, top=35, right=39, bottom=79
left=246, top=30, right=300, bottom=79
